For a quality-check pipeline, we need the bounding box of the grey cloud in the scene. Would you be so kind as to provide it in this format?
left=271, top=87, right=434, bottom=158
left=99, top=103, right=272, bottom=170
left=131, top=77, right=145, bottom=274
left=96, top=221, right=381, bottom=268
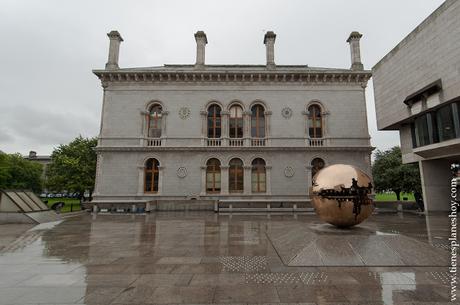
left=0, top=0, right=444, bottom=155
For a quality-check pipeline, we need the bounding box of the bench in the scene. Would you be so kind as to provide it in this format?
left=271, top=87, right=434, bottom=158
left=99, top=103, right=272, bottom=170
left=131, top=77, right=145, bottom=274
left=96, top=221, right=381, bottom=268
left=216, top=198, right=313, bottom=213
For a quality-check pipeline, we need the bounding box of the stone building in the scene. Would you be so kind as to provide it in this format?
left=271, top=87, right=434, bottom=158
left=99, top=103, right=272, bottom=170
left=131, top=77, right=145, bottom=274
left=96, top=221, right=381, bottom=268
left=92, top=30, right=372, bottom=206
left=372, top=0, right=460, bottom=211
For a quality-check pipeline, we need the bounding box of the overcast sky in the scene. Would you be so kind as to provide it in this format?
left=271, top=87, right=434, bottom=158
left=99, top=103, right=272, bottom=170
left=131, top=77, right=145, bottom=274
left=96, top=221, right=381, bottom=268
left=0, top=0, right=445, bottom=156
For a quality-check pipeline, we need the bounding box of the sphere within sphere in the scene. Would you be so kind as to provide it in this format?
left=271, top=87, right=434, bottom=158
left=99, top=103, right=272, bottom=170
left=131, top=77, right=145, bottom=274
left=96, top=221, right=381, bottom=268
left=311, top=164, right=374, bottom=227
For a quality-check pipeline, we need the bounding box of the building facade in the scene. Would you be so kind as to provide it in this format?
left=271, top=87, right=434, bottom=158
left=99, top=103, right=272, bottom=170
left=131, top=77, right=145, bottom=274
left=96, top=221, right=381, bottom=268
left=92, top=30, right=372, bottom=205
left=372, top=0, right=460, bottom=211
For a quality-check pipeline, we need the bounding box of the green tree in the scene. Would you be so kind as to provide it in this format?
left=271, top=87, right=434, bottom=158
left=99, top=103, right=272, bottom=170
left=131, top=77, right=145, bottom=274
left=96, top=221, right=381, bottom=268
left=372, top=146, right=421, bottom=200
left=46, top=136, right=97, bottom=201
left=0, top=152, right=43, bottom=192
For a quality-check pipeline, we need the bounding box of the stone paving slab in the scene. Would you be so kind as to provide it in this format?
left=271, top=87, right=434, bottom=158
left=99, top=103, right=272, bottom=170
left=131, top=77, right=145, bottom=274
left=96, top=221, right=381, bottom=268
left=267, top=223, right=450, bottom=267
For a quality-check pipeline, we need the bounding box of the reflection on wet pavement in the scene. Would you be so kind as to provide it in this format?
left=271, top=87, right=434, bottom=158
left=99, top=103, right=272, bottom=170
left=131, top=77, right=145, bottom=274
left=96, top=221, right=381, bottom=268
left=0, top=212, right=454, bottom=304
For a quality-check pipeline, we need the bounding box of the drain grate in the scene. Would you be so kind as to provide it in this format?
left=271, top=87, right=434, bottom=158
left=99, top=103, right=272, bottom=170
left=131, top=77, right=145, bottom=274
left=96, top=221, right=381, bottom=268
left=426, top=271, right=451, bottom=285
left=299, top=272, right=328, bottom=284
left=244, top=272, right=328, bottom=284
left=219, top=256, right=267, bottom=272
left=245, top=272, right=301, bottom=284
left=433, top=243, right=450, bottom=251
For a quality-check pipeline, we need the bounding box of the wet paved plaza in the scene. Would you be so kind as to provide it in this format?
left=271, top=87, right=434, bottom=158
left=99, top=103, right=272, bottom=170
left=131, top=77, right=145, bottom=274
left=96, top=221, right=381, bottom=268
left=0, top=212, right=455, bottom=304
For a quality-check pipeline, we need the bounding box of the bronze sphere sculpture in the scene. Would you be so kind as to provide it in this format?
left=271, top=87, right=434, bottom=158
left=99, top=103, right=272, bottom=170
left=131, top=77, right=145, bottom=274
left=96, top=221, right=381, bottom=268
left=311, top=164, right=374, bottom=227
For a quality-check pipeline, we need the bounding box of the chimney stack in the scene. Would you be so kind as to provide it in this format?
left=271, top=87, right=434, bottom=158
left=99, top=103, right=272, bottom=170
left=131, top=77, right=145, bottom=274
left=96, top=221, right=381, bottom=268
left=194, top=31, right=207, bottom=68
left=264, top=31, right=276, bottom=69
left=346, top=31, right=363, bottom=70
left=105, top=30, right=123, bottom=70
left=29, top=151, right=37, bottom=159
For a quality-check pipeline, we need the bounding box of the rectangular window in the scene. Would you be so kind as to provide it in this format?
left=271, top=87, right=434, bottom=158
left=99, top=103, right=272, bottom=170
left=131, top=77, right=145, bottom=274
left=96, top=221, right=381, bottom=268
left=414, top=116, right=429, bottom=147
left=436, top=104, right=455, bottom=142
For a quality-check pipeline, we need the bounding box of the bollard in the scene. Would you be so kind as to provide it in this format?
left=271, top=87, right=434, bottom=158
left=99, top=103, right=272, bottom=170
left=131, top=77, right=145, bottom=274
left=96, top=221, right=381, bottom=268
left=92, top=204, right=98, bottom=213
left=132, top=204, right=136, bottom=213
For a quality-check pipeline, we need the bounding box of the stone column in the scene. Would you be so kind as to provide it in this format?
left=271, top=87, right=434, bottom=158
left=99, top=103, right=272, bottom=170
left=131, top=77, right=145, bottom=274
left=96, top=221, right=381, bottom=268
left=243, top=165, right=252, bottom=195
left=200, top=110, right=208, bottom=146
left=346, top=31, right=363, bottom=70
left=158, top=166, right=165, bottom=195
left=243, top=110, right=252, bottom=146
left=302, top=110, right=309, bottom=144
left=221, top=110, right=229, bottom=146
left=94, top=154, right=103, bottom=196
left=200, top=165, right=207, bottom=196
left=265, top=165, right=272, bottom=195
left=137, top=165, right=145, bottom=195
left=305, top=165, right=313, bottom=195
left=161, top=111, right=169, bottom=145
left=105, top=30, right=123, bottom=70
left=264, top=110, right=272, bottom=145
left=220, top=165, right=229, bottom=195
left=263, top=31, right=276, bottom=69
left=194, top=31, right=207, bottom=68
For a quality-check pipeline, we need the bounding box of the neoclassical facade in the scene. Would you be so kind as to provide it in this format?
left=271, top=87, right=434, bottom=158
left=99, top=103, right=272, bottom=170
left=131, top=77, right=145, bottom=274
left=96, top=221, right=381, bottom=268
left=92, top=30, right=373, bottom=205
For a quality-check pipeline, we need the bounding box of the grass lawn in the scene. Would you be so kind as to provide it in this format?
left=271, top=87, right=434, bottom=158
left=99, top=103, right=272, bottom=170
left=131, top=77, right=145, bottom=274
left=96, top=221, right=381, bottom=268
left=41, top=197, right=82, bottom=213
left=375, top=192, right=415, bottom=201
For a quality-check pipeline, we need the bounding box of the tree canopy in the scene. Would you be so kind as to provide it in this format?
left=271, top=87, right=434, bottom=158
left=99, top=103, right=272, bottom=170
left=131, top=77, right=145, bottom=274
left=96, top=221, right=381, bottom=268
left=46, top=136, right=97, bottom=199
left=372, top=146, right=421, bottom=200
left=0, top=152, right=43, bottom=193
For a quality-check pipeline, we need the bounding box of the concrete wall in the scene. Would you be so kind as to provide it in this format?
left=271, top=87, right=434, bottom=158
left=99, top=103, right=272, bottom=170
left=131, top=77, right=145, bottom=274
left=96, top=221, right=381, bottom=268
left=372, top=0, right=460, bottom=130
left=419, top=158, right=453, bottom=211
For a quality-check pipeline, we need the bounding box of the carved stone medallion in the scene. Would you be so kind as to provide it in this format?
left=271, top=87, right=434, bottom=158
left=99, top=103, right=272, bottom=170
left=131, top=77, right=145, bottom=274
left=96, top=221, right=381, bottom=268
left=281, top=107, right=293, bottom=119
left=178, top=107, right=191, bottom=119
left=177, top=167, right=187, bottom=178
left=284, top=166, right=295, bottom=177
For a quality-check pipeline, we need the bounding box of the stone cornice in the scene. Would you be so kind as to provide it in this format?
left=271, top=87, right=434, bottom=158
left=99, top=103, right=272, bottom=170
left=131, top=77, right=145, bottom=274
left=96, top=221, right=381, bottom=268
left=95, top=146, right=374, bottom=152
left=94, top=69, right=372, bottom=87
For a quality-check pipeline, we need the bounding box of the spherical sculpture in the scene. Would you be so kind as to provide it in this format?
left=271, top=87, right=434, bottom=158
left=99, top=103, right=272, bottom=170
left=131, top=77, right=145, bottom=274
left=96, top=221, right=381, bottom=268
left=311, top=164, right=374, bottom=227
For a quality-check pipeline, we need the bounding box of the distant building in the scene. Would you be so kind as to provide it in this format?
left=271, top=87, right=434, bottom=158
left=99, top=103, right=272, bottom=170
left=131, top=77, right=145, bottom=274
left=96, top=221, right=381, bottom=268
left=24, top=151, right=51, bottom=179
left=92, top=30, right=373, bottom=206
left=372, top=0, right=460, bottom=211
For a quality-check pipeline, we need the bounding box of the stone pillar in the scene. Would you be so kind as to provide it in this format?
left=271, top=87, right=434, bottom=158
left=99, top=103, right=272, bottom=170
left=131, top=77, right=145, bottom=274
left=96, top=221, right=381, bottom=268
left=94, top=154, right=103, bottom=196
left=161, top=111, right=169, bottom=145
left=264, top=110, right=272, bottom=145
left=105, top=30, right=123, bottom=70
left=221, top=165, right=229, bottom=195
left=265, top=165, right=272, bottom=195
left=263, top=31, right=276, bottom=69
left=419, top=159, right=452, bottom=211
left=305, top=165, right=313, bottom=195
left=243, top=165, right=252, bottom=195
left=194, top=31, right=207, bottom=68
left=243, top=110, right=252, bottom=146
left=137, top=165, right=144, bottom=195
left=200, top=110, right=208, bottom=146
left=322, top=110, right=330, bottom=140
left=200, top=165, right=207, bottom=196
left=346, top=31, right=363, bottom=70
left=158, top=166, right=165, bottom=195
left=221, top=110, right=229, bottom=146
left=302, top=110, right=309, bottom=141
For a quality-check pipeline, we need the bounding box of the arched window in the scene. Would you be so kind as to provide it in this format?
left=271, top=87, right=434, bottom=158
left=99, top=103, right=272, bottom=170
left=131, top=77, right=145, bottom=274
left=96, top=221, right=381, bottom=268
left=251, top=158, right=266, bottom=193
left=229, top=105, right=243, bottom=138
left=311, top=158, right=325, bottom=182
left=148, top=104, right=162, bottom=138
left=251, top=104, right=265, bottom=138
left=308, top=105, right=322, bottom=138
left=229, top=158, right=244, bottom=193
left=206, top=158, right=221, bottom=193
left=145, top=158, right=160, bottom=193
left=207, top=104, right=222, bottom=138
